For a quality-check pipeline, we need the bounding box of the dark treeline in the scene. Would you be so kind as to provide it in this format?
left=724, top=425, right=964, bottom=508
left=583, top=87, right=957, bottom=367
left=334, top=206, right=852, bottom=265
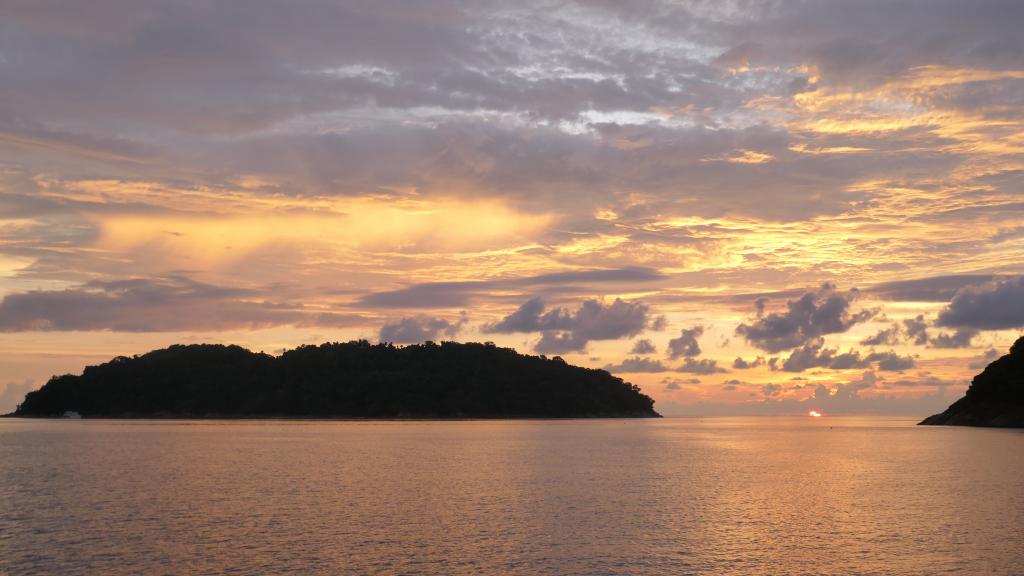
left=921, top=336, right=1024, bottom=427
left=13, top=341, right=659, bottom=418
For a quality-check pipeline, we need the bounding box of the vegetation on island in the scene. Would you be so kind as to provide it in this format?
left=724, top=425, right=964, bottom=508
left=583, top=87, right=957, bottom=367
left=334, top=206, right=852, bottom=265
left=11, top=341, right=660, bottom=419
left=920, top=336, right=1024, bottom=427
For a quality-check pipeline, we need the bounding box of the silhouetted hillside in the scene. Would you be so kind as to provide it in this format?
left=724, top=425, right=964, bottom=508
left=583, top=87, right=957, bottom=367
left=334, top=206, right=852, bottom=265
left=920, top=336, right=1024, bottom=427
left=11, top=341, right=659, bottom=418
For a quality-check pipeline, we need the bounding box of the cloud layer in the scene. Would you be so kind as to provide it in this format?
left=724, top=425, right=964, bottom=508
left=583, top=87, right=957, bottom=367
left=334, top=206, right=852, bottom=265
left=2, top=1, right=1022, bottom=414
left=0, top=277, right=361, bottom=332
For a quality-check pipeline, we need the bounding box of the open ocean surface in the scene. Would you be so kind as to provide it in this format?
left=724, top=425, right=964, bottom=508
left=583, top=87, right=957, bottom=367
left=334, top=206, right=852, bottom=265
left=1, top=416, right=1022, bottom=575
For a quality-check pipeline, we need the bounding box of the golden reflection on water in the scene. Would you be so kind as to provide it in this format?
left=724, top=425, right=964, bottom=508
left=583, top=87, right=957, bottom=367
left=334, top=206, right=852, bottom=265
left=1, top=417, right=1022, bottom=575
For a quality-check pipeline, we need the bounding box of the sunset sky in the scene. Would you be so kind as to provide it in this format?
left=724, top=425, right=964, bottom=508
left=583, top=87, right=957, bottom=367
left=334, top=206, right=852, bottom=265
left=2, top=0, right=1024, bottom=415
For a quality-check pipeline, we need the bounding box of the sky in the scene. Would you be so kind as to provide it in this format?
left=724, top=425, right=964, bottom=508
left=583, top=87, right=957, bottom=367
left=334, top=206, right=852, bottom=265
left=2, top=0, right=1024, bottom=416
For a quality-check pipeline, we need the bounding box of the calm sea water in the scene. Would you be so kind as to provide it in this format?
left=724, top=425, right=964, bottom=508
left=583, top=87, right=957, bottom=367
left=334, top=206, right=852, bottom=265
left=1, top=417, right=1022, bottom=575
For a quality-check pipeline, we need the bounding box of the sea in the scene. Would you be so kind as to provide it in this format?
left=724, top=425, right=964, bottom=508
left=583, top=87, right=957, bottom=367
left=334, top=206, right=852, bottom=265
left=1, top=417, right=1022, bottom=575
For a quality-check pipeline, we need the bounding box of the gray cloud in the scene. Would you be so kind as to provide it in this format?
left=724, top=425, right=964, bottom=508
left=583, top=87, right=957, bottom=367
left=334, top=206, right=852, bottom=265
left=0, top=0, right=1016, bottom=242
left=721, top=379, right=742, bottom=391
left=7, top=0, right=1018, bottom=136
left=603, top=355, right=726, bottom=375
left=603, top=356, right=669, bottom=373
left=991, top=225, right=1024, bottom=243
left=213, top=120, right=865, bottom=220
left=869, top=275, right=1002, bottom=302
left=904, top=315, right=930, bottom=346
left=860, top=325, right=901, bottom=346
left=0, top=277, right=362, bottom=332
left=649, top=315, right=668, bottom=331
left=929, top=329, right=978, bottom=349
left=1, top=1, right=493, bottom=135
left=662, top=377, right=701, bottom=393
left=667, top=326, right=704, bottom=359
left=379, top=314, right=467, bottom=343
left=777, top=338, right=915, bottom=372
left=360, top=267, right=665, bottom=309
left=866, top=351, right=917, bottom=372
left=485, top=296, right=652, bottom=354
left=733, top=356, right=766, bottom=369
left=861, top=314, right=973, bottom=349
left=779, top=339, right=871, bottom=372
left=677, top=358, right=726, bottom=375
left=361, top=282, right=478, bottom=309
left=630, top=338, right=656, bottom=354
left=485, top=297, right=570, bottom=333
left=736, top=284, right=875, bottom=353
left=5, top=1, right=992, bottom=224
left=936, top=276, right=1024, bottom=329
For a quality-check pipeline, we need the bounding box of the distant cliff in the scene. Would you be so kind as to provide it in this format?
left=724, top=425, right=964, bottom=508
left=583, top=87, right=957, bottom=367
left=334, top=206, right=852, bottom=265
left=920, top=337, right=1024, bottom=427
left=11, top=341, right=660, bottom=419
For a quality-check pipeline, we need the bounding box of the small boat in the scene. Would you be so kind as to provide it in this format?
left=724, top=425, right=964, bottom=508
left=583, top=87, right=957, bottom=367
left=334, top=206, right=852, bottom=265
left=61, top=411, right=82, bottom=419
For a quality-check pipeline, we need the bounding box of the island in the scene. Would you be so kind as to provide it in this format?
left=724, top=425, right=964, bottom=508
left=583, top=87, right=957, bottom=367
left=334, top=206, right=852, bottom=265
left=920, top=336, right=1024, bottom=427
left=9, top=341, right=660, bottom=419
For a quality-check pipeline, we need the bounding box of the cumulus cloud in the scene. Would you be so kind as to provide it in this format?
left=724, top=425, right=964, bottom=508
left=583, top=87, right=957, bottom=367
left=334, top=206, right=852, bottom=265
left=929, top=328, right=978, bottom=349
left=649, top=315, right=668, bottom=331
left=866, top=351, right=917, bottom=372
left=861, top=314, right=972, bottom=349
left=904, top=315, right=930, bottom=346
left=777, top=338, right=915, bottom=372
left=485, top=297, right=652, bottom=354
left=603, top=356, right=670, bottom=373
left=936, top=276, right=1024, bottom=329
left=860, top=325, right=901, bottom=346
left=721, top=379, right=743, bottom=391
left=485, top=297, right=561, bottom=333
left=677, top=358, right=726, bottom=374
left=0, top=277, right=363, bottom=332
left=630, top=339, right=657, bottom=354
left=379, top=314, right=467, bottom=343
left=733, top=356, right=766, bottom=369
left=736, top=284, right=875, bottom=353
left=779, top=339, right=870, bottom=372
left=667, top=326, right=704, bottom=359
left=662, top=376, right=702, bottom=392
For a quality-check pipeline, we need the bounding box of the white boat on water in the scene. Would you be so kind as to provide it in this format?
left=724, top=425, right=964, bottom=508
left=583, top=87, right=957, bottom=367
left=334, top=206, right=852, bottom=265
left=61, top=411, right=82, bottom=419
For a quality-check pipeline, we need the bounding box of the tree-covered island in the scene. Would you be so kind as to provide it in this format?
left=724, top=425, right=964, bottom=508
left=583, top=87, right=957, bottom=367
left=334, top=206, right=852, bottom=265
left=10, top=341, right=660, bottom=419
